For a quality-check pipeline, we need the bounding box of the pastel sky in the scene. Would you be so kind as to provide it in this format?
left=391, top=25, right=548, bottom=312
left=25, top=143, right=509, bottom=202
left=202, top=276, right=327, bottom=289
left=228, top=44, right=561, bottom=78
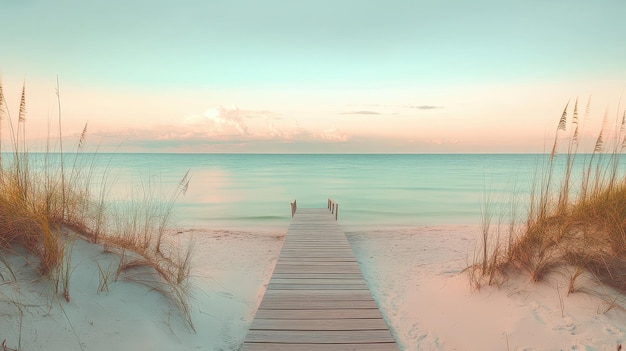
left=1, top=0, right=625, bottom=153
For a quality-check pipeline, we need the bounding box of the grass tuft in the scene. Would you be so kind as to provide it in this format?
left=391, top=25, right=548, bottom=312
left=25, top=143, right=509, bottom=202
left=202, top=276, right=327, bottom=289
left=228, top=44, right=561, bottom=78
left=470, top=99, right=626, bottom=300
left=0, top=79, right=196, bottom=330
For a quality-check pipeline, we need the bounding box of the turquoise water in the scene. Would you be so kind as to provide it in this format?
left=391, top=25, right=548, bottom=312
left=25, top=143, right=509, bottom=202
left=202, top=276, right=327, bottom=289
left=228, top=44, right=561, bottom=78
left=12, top=153, right=623, bottom=230
left=92, top=154, right=546, bottom=229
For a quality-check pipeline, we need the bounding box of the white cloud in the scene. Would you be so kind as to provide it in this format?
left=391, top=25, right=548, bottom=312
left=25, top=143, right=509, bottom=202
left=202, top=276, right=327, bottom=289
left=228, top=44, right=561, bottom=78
left=317, top=128, right=349, bottom=142
left=96, top=105, right=351, bottom=146
left=183, top=106, right=250, bottom=136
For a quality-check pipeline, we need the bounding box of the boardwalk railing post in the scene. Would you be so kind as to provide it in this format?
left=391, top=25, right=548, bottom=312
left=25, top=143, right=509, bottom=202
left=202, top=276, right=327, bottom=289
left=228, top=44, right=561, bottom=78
left=327, top=198, right=339, bottom=220
left=290, top=199, right=297, bottom=217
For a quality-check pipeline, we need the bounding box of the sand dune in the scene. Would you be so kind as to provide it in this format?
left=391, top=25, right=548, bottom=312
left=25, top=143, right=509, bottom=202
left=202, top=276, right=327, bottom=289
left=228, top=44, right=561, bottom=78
left=1, top=225, right=625, bottom=350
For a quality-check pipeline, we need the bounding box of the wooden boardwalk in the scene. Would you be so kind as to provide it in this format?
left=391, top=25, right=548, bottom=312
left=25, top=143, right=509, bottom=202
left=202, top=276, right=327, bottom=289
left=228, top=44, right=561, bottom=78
left=241, top=206, right=398, bottom=350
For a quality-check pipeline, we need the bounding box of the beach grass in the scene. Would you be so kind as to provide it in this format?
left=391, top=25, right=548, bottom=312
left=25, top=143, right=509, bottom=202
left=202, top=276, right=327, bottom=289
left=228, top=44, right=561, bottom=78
left=471, top=99, right=626, bottom=297
left=0, top=80, right=195, bottom=333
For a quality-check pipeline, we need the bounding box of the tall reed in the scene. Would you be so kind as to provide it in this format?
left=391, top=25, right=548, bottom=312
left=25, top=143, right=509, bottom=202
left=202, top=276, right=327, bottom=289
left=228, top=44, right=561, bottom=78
left=0, top=80, right=195, bottom=330
left=471, top=100, right=626, bottom=295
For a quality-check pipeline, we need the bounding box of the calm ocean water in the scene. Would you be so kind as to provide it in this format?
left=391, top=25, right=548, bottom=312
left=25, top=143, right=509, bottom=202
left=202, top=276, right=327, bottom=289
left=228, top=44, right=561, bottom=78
left=15, top=153, right=623, bottom=230
left=92, top=154, right=549, bottom=230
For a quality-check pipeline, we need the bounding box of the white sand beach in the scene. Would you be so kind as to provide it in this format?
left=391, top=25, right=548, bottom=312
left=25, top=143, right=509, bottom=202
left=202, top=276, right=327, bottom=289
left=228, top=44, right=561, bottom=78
left=2, top=0, right=625, bottom=346
left=2, top=224, right=625, bottom=350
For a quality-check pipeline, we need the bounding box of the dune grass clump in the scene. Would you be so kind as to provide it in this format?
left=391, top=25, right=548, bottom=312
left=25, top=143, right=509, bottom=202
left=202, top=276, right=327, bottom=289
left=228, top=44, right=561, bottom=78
left=0, top=80, right=195, bottom=330
left=471, top=99, right=626, bottom=296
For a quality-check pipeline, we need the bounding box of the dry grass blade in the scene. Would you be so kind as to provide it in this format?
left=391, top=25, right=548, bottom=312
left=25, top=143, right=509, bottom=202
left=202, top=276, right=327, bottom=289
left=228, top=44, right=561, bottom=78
left=572, top=99, right=580, bottom=143
left=0, top=79, right=196, bottom=330
left=550, top=102, right=569, bottom=159
left=470, top=99, right=626, bottom=303
left=96, top=261, right=113, bottom=293
left=621, top=111, right=626, bottom=151
left=17, top=83, right=26, bottom=124
left=78, top=122, right=88, bottom=150
left=0, top=80, right=5, bottom=168
left=568, top=265, right=586, bottom=295
left=572, top=98, right=579, bottom=125
left=594, top=129, right=604, bottom=153
left=558, top=102, right=569, bottom=131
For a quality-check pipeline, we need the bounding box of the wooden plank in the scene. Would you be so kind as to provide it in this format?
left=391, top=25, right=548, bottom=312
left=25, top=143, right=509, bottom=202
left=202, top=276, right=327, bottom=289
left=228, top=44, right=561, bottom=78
left=283, top=238, right=348, bottom=240
left=269, top=257, right=357, bottom=262
left=273, top=265, right=361, bottom=270
left=274, top=262, right=360, bottom=267
left=280, top=246, right=350, bottom=249
left=277, top=253, right=356, bottom=258
left=267, top=283, right=368, bottom=290
left=276, top=256, right=358, bottom=261
left=243, top=206, right=397, bottom=350
left=280, top=248, right=351, bottom=250
left=278, top=253, right=355, bottom=256
left=275, top=258, right=358, bottom=262
left=262, top=289, right=375, bottom=299
left=282, top=241, right=350, bottom=244
left=268, top=278, right=366, bottom=285
left=271, top=273, right=364, bottom=279
left=283, top=239, right=350, bottom=242
left=244, top=330, right=395, bottom=343
left=280, top=247, right=353, bottom=250
left=274, top=262, right=361, bottom=267
left=258, top=299, right=379, bottom=310
left=241, top=343, right=398, bottom=351
left=253, top=308, right=384, bottom=320
left=249, top=318, right=389, bottom=331
left=271, top=271, right=363, bottom=277
left=273, top=267, right=362, bottom=274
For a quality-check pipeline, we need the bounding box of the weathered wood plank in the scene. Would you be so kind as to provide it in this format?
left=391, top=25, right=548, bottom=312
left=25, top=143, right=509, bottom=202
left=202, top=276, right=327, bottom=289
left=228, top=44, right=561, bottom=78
left=253, top=308, right=384, bottom=319
left=268, top=278, right=366, bottom=285
left=271, top=273, right=364, bottom=279
left=269, top=257, right=357, bottom=262
left=243, top=206, right=397, bottom=350
left=273, top=263, right=361, bottom=268
left=262, top=289, right=374, bottom=299
left=278, top=253, right=355, bottom=257
left=278, top=252, right=352, bottom=262
left=275, top=263, right=358, bottom=268
left=249, top=318, right=389, bottom=331
left=267, top=283, right=369, bottom=290
left=244, top=330, right=396, bottom=343
left=258, top=299, right=379, bottom=310
left=273, top=267, right=363, bottom=274
left=273, top=265, right=361, bottom=270
left=241, top=343, right=398, bottom=351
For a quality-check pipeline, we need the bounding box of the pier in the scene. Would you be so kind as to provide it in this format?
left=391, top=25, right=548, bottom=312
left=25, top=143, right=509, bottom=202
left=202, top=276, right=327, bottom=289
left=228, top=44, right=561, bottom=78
left=242, top=200, right=397, bottom=350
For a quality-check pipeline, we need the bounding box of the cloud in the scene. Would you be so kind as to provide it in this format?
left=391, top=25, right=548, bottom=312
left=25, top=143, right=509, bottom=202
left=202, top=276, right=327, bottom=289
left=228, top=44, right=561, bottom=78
left=422, top=138, right=459, bottom=145
left=180, top=107, right=352, bottom=143
left=340, top=110, right=381, bottom=115
left=408, top=105, right=444, bottom=110
left=317, top=128, right=349, bottom=142
left=92, top=105, right=351, bottom=148
left=183, top=106, right=250, bottom=136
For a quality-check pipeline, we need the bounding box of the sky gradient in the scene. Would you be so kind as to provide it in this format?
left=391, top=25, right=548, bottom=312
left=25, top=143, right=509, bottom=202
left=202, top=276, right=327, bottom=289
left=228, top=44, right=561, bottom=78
left=1, top=0, right=625, bottom=153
